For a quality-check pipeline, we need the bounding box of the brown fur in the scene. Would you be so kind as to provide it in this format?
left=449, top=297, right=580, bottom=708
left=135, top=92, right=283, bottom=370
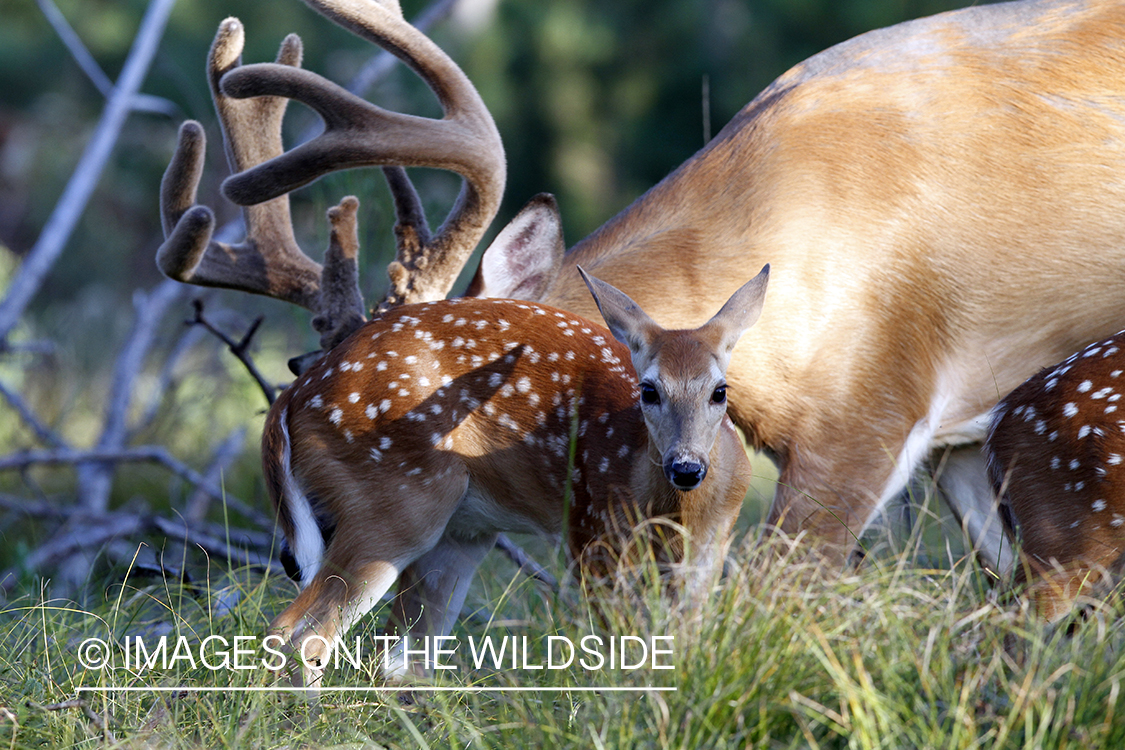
left=988, top=332, right=1125, bottom=621
left=263, top=293, right=756, bottom=682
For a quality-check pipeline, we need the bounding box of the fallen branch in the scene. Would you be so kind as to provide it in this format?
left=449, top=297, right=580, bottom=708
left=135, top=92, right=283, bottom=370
left=30, top=698, right=114, bottom=743
left=0, top=445, right=268, bottom=527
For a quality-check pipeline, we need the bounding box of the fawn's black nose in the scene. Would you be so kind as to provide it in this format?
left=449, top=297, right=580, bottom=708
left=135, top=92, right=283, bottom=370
left=667, top=460, right=706, bottom=490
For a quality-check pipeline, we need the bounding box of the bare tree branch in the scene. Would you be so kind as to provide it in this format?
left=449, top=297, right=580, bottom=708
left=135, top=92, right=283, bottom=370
left=152, top=516, right=283, bottom=573
left=34, top=0, right=177, bottom=116
left=76, top=279, right=185, bottom=514
left=0, top=445, right=267, bottom=526
left=0, top=0, right=178, bottom=345
left=131, top=312, right=211, bottom=437
left=184, top=426, right=248, bottom=524
left=188, top=300, right=276, bottom=406
left=0, top=380, right=68, bottom=449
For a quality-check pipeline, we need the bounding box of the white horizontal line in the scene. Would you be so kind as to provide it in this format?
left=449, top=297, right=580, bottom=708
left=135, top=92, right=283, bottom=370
left=76, top=686, right=676, bottom=693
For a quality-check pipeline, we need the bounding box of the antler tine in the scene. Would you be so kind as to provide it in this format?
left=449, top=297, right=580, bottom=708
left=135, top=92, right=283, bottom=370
left=156, top=20, right=327, bottom=313
left=219, top=0, right=506, bottom=308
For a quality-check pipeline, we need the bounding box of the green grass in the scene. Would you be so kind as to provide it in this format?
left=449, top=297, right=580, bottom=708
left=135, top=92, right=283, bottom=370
left=3, top=518, right=1125, bottom=749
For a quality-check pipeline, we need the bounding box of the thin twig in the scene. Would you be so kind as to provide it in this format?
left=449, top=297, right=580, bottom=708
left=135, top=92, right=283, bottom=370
left=0, top=380, right=68, bottom=449
left=30, top=698, right=113, bottom=742
left=0, top=494, right=65, bottom=518
left=0, top=0, right=178, bottom=345
left=495, top=534, right=559, bottom=589
left=189, top=300, right=277, bottom=406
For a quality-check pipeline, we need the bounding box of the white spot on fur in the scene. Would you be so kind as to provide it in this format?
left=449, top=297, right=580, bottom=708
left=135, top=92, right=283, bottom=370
left=1069, top=459, right=1080, bottom=470
left=349, top=392, right=360, bottom=403
left=1093, top=499, right=1107, bottom=512
left=1109, top=454, right=1123, bottom=465
left=329, top=408, right=343, bottom=425
left=1064, top=403, right=1079, bottom=418
left=1079, top=425, right=1092, bottom=439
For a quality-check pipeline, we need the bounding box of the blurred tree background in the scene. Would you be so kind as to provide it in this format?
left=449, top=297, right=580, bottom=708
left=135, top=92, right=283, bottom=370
left=0, top=0, right=984, bottom=584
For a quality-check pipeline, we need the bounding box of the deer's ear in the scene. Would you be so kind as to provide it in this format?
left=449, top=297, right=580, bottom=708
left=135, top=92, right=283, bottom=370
left=701, top=264, right=770, bottom=356
left=578, top=267, right=661, bottom=355
left=466, top=194, right=565, bottom=301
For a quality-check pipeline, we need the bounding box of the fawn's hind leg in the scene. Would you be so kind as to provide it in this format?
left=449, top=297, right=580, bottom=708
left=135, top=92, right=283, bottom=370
left=383, top=531, right=498, bottom=678
left=269, top=462, right=471, bottom=685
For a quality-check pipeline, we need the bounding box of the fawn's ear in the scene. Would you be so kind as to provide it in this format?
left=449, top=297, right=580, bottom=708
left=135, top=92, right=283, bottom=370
left=578, top=266, right=662, bottom=355
left=466, top=194, right=565, bottom=301
left=699, top=264, right=770, bottom=357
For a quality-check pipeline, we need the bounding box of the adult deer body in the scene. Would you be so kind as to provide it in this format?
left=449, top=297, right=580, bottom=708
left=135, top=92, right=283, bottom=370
left=470, top=0, right=1125, bottom=570
left=162, top=0, right=1125, bottom=576
left=263, top=267, right=763, bottom=681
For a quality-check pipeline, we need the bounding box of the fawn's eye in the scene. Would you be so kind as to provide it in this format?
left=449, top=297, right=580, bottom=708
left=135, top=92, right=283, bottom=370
left=711, top=385, right=727, bottom=404
left=640, top=382, right=660, bottom=405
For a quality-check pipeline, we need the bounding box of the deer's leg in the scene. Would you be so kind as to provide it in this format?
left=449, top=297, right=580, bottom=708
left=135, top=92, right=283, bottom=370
left=383, top=530, right=498, bottom=679
left=765, top=435, right=928, bottom=565
left=935, top=445, right=1016, bottom=576
left=269, top=459, right=470, bottom=685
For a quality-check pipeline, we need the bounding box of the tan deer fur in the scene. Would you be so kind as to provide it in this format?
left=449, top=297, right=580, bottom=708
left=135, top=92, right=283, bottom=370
left=469, top=0, right=1125, bottom=572
left=262, top=268, right=765, bottom=683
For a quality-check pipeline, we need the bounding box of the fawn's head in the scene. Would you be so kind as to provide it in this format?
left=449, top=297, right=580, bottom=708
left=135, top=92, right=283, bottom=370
left=580, top=265, right=769, bottom=490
